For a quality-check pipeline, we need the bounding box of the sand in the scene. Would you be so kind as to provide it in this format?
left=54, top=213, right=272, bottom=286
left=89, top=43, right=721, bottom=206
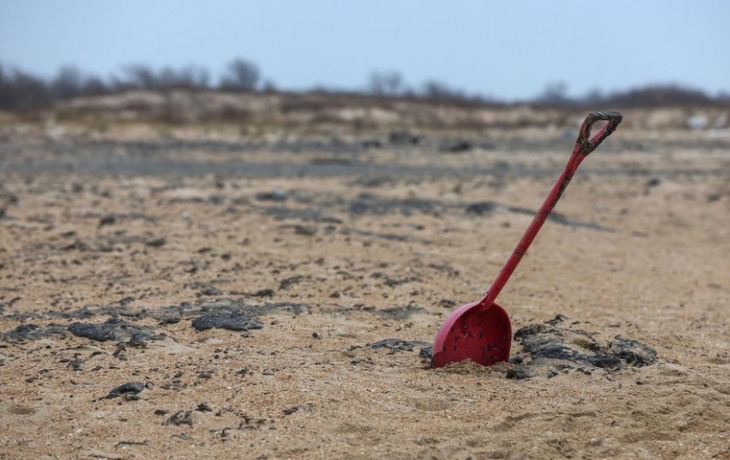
left=1, top=125, right=729, bottom=459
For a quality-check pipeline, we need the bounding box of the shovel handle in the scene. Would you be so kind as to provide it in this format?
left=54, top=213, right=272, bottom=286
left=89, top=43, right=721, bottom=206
left=480, top=111, right=622, bottom=307
left=576, top=111, right=623, bottom=156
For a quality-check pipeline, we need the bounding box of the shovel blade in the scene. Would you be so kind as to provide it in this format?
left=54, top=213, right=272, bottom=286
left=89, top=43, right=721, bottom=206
left=431, top=301, right=512, bottom=368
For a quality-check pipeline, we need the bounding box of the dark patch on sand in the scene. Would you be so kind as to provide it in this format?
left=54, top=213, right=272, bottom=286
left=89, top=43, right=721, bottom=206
left=68, top=318, right=167, bottom=344
left=191, top=312, right=263, bottom=332
left=349, top=193, right=441, bottom=217
left=262, top=206, right=343, bottom=223
left=415, top=315, right=656, bottom=378
left=373, top=305, right=425, bottom=320
left=332, top=304, right=425, bottom=320
left=2, top=323, right=69, bottom=341
left=368, top=338, right=432, bottom=354
left=466, top=201, right=614, bottom=232
left=506, top=316, right=657, bottom=379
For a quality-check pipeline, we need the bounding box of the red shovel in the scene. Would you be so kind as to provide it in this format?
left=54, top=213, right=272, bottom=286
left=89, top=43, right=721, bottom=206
left=431, top=111, right=623, bottom=368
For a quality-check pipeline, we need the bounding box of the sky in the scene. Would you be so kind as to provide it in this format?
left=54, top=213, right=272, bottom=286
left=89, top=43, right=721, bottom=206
left=1, top=1, right=729, bottom=101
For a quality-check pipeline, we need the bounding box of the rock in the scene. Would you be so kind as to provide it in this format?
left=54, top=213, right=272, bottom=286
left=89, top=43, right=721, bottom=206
left=145, top=237, right=167, bottom=248
left=200, top=286, right=223, bottom=296
left=107, top=382, right=145, bottom=399
left=609, top=338, right=657, bottom=366
left=191, top=313, right=263, bottom=332
left=507, top=318, right=658, bottom=379
left=389, top=131, right=420, bottom=145
left=255, top=189, right=288, bottom=202
left=196, top=403, right=213, bottom=412
left=440, top=139, right=472, bottom=153
left=99, top=215, right=116, bottom=227
left=68, top=317, right=165, bottom=343
left=165, top=410, right=194, bottom=427
left=294, top=225, right=317, bottom=236
left=3, top=323, right=68, bottom=341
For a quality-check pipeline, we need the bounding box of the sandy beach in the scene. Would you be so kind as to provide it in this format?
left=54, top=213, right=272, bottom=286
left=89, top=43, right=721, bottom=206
left=1, top=111, right=730, bottom=459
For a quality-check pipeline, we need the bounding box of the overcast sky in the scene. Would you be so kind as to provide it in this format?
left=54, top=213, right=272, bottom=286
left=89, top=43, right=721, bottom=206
left=1, top=1, right=728, bottom=100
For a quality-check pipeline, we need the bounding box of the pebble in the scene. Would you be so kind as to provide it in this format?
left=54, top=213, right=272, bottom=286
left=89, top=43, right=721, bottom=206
left=107, top=382, right=145, bottom=399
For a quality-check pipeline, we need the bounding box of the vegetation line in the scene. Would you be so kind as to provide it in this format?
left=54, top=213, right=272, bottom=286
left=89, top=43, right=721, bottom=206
left=2, top=59, right=728, bottom=111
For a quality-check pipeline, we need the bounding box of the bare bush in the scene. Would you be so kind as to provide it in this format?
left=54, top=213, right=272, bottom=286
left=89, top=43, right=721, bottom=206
left=583, top=88, right=604, bottom=106
left=601, top=84, right=716, bottom=108
left=118, top=64, right=210, bottom=91
left=82, top=76, right=110, bottom=96
left=537, top=81, right=570, bottom=107
left=159, top=65, right=210, bottom=90
left=1, top=59, right=728, bottom=113
left=422, top=80, right=464, bottom=100
left=121, top=64, right=159, bottom=90
left=50, top=66, right=86, bottom=99
left=368, top=71, right=406, bottom=96
left=49, top=66, right=111, bottom=100
left=219, top=59, right=260, bottom=92
left=0, top=65, right=54, bottom=110
left=419, top=80, right=495, bottom=107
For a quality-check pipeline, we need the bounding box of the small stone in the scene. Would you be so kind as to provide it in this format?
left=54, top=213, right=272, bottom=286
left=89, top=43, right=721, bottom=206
left=251, top=288, right=275, bottom=297
left=294, top=225, right=317, bottom=236
left=145, top=237, right=166, bottom=248
left=107, top=382, right=145, bottom=399
left=255, top=189, right=288, bottom=202
left=99, top=215, right=116, bottom=227
left=165, top=410, right=194, bottom=427
left=196, top=403, right=213, bottom=412
left=200, top=286, right=223, bottom=296
left=440, top=139, right=472, bottom=153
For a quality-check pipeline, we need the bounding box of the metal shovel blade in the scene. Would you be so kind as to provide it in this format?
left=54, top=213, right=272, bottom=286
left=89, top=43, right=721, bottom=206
left=431, top=300, right=511, bottom=368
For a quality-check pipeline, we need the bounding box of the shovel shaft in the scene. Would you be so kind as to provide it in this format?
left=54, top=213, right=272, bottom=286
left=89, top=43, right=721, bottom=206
left=480, top=111, right=622, bottom=306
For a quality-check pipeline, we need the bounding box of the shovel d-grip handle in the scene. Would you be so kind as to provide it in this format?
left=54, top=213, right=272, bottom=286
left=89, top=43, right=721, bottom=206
left=478, top=111, right=623, bottom=308
left=576, top=111, right=623, bottom=155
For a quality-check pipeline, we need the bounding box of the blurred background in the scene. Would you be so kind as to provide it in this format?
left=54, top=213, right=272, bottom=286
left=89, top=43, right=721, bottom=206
left=1, top=0, right=729, bottom=130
